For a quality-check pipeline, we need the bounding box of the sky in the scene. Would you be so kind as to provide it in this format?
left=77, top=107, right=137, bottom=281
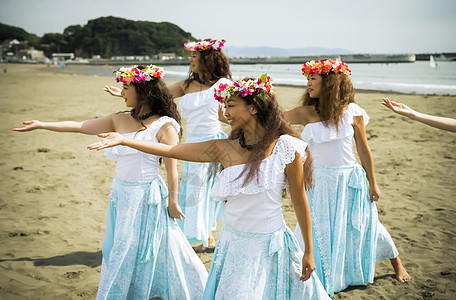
left=1, top=0, right=455, bottom=54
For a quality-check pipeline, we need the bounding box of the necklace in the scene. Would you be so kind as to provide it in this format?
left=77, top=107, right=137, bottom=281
left=238, top=131, right=255, bottom=151
left=137, top=111, right=155, bottom=121
left=131, top=109, right=155, bottom=121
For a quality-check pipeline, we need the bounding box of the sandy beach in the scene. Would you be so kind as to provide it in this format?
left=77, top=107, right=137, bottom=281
left=0, top=63, right=455, bottom=299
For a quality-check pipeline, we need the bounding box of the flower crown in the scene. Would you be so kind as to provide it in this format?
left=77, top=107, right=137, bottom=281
left=301, top=59, right=351, bottom=77
left=184, top=39, right=225, bottom=52
left=114, top=64, right=165, bottom=85
left=214, top=73, right=274, bottom=103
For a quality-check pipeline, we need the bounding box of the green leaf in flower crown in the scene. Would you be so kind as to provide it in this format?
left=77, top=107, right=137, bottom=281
left=258, top=90, right=265, bottom=101
left=259, top=73, right=268, bottom=83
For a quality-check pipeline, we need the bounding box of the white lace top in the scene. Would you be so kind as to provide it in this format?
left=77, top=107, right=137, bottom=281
left=210, top=135, right=308, bottom=233
left=177, top=78, right=232, bottom=134
left=301, top=103, right=369, bottom=167
left=104, top=116, right=180, bottom=182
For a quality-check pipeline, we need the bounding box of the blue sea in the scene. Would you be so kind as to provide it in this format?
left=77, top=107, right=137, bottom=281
left=62, top=61, right=456, bottom=95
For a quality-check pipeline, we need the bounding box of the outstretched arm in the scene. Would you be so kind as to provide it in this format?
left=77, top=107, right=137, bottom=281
left=382, top=98, right=456, bottom=132
left=167, top=80, right=186, bottom=98
left=353, top=116, right=380, bottom=202
left=157, top=123, right=185, bottom=221
left=286, top=153, right=315, bottom=282
left=13, top=114, right=116, bottom=135
left=88, top=132, right=225, bottom=163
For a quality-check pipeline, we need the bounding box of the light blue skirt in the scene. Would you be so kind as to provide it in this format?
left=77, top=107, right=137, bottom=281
left=294, top=163, right=381, bottom=297
left=203, top=223, right=330, bottom=299
left=97, top=176, right=208, bottom=300
left=178, top=131, right=227, bottom=246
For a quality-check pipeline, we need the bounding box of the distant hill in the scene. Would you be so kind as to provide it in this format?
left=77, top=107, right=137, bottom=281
left=1, top=17, right=196, bottom=58
left=224, top=46, right=353, bottom=57
left=62, top=16, right=196, bottom=58
left=0, top=23, right=40, bottom=47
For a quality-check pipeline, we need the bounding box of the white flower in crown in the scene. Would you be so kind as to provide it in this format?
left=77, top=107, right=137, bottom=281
left=213, top=73, right=274, bottom=103
left=184, top=39, right=226, bottom=52
left=114, top=64, right=165, bottom=85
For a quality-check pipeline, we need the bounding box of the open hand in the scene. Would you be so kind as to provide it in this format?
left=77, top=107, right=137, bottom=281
left=381, top=98, right=415, bottom=117
left=300, top=252, right=315, bottom=282
left=13, top=120, right=42, bottom=132
left=88, top=132, right=124, bottom=150
left=104, top=85, right=122, bottom=97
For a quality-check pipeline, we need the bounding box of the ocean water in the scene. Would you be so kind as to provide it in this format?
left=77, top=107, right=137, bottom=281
left=63, top=61, right=456, bottom=95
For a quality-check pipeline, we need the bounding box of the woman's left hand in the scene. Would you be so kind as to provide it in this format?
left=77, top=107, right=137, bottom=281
left=88, top=132, right=124, bottom=150
left=300, top=252, right=315, bottom=282
left=369, top=183, right=381, bottom=202
left=104, top=85, right=122, bottom=97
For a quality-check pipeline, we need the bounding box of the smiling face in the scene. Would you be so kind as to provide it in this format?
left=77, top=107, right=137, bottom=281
left=307, top=74, right=323, bottom=98
left=189, top=51, right=201, bottom=74
left=121, top=83, right=138, bottom=107
left=223, top=96, right=256, bottom=131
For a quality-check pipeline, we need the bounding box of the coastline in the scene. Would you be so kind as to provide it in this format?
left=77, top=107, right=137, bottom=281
left=1, top=63, right=455, bottom=299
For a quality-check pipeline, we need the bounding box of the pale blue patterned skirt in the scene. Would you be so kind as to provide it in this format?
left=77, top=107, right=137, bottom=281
left=97, top=176, right=208, bottom=300
left=294, top=163, right=380, bottom=297
left=178, top=130, right=227, bottom=246
left=203, top=223, right=330, bottom=299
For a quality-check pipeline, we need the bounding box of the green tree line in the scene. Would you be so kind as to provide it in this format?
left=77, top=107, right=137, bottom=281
left=1, top=16, right=196, bottom=58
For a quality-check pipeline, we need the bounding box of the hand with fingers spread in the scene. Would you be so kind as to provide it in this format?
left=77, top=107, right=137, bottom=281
left=88, top=132, right=125, bottom=151
left=104, top=85, right=122, bottom=97
left=382, top=97, right=456, bottom=132
left=381, top=98, right=416, bottom=118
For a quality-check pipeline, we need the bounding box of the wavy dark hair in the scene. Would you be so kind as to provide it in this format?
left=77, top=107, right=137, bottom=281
left=302, top=72, right=355, bottom=128
left=229, top=81, right=313, bottom=189
left=184, top=39, right=232, bottom=87
left=128, top=71, right=182, bottom=137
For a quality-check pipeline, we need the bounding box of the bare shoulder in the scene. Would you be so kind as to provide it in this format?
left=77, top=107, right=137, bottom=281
left=285, top=105, right=317, bottom=126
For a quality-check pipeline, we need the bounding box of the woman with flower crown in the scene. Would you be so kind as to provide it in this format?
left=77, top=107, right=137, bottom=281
left=284, top=59, right=412, bottom=296
left=14, top=65, right=208, bottom=299
left=88, top=74, right=330, bottom=299
left=105, top=39, right=232, bottom=252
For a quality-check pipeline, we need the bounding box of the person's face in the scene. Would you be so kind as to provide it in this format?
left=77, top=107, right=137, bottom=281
left=121, top=83, right=138, bottom=107
left=189, top=51, right=201, bottom=74
left=223, top=96, right=256, bottom=131
left=307, top=74, right=323, bottom=98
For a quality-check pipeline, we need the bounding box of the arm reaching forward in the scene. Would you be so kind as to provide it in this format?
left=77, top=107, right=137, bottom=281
left=88, top=132, right=227, bottom=164
left=382, top=98, right=456, bottom=132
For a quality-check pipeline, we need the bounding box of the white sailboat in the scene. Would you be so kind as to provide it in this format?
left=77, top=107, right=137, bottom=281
left=430, top=55, right=437, bottom=68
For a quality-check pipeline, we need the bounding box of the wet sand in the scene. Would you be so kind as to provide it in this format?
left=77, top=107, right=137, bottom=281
left=0, top=63, right=455, bottom=299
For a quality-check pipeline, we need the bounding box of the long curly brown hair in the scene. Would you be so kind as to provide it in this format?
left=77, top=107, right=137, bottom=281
left=229, top=84, right=313, bottom=189
left=129, top=74, right=182, bottom=137
left=184, top=39, right=232, bottom=87
left=302, top=72, right=355, bottom=128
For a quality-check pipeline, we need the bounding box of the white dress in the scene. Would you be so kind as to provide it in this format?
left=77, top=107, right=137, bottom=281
left=98, top=116, right=208, bottom=300
left=203, top=135, right=330, bottom=299
left=177, top=78, right=231, bottom=246
left=293, top=103, right=399, bottom=296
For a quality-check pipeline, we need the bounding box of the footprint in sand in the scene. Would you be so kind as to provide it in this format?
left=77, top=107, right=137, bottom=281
left=65, top=271, right=82, bottom=279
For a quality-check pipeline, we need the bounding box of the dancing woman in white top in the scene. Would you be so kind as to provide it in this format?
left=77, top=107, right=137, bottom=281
left=89, top=74, right=331, bottom=299
left=285, top=60, right=411, bottom=297
left=106, top=39, right=232, bottom=251
left=14, top=65, right=208, bottom=299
